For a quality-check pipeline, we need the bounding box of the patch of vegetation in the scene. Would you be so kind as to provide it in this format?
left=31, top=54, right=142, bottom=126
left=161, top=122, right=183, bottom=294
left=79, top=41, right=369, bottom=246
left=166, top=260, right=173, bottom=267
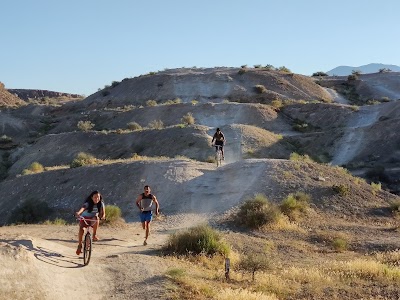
left=8, top=199, right=54, bottom=224
left=77, top=120, right=94, bottom=132
left=164, top=224, right=230, bottom=256
left=254, top=85, right=267, bottom=94
left=238, top=69, right=247, bottom=75
left=332, top=184, right=350, bottom=196
left=104, top=205, right=122, bottom=224
left=236, top=194, right=281, bottom=229
left=191, top=99, right=198, bottom=105
left=181, top=112, right=195, bottom=125
left=22, top=162, right=45, bottom=175
left=371, top=182, right=382, bottom=195
left=127, top=122, right=142, bottom=131
left=312, top=71, right=328, bottom=77
left=146, top=99, right=158, bottom=107
left=236, top=253, right=271, bottom=281
left=0, top=135, right=12, bottom=142
left=289, top=152, right=314, bottom=163
left=278, top=66, right=291, bottom=73
left=148, top=119, right=164, bottom=130
left=332, top=238, right=348, bottom=252
left=280, top=192, right=311, bottom=221
left=70, top=152, right=99, bottom=168
left=43, top=218, right=67, bottom=225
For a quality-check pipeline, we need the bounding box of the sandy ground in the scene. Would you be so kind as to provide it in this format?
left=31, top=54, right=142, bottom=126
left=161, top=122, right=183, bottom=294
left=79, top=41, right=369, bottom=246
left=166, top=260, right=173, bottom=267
left=0, top=213, right=203, bottom=300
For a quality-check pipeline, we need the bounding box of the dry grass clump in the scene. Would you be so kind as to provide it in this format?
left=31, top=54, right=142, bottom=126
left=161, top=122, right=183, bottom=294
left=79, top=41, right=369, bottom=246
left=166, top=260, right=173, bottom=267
left=181, top=112, right=195, bottom=125
left=22, top=162, right=45, bottom=175
left=127, top=121, right=142, bottom=131
left=70, top=152, right=100, bottom=168
left=327, top=258, right=400, bottom=281
left=164, top=224, right=230, bottom=256
left=77, top=120, right=94, bottom=131
left=216, top=288, right=278, bottom=300
left=148, top=119, right=164, bottom=129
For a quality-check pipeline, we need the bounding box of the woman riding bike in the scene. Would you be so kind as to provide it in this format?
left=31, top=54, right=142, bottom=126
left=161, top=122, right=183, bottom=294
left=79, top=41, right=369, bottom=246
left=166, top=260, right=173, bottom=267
left=75, top=190, right=105, bottom=255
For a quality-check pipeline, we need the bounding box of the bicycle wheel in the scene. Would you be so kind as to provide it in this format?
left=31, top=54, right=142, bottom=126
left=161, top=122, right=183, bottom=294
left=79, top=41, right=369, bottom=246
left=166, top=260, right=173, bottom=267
left=83, top=232, right=92, bottom=265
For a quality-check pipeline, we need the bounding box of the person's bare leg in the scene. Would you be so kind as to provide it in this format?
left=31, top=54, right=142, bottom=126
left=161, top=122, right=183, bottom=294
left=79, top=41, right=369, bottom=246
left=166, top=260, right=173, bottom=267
left=144, top=221, right=150, bottom=245
left=78, top=227, right=84, bottom=244
left=93, top=219, right=99, bottom=238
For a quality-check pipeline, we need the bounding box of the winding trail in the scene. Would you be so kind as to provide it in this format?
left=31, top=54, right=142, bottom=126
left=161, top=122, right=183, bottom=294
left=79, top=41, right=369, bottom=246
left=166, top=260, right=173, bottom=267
left=330, top=104, right=381, bottom=166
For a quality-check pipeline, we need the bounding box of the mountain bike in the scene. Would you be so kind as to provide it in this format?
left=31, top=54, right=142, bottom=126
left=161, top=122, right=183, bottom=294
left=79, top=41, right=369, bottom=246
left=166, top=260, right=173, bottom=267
left=76, top=216, right=96, bottom=266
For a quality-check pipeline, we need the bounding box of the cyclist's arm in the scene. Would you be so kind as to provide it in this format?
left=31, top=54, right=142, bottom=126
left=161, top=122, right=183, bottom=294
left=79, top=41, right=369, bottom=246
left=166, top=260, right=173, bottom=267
left=100, top=202, right=106, bottom=219
left=153, top=196, right=160, bottom=215
left=75, top=207, right=85, bottom=217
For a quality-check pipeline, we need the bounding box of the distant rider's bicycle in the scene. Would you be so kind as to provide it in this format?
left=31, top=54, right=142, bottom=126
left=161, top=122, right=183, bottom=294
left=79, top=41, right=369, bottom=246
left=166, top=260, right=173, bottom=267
left=213, top=144, right=223, bottom=167
left=76, top=215, right=97, bottom=265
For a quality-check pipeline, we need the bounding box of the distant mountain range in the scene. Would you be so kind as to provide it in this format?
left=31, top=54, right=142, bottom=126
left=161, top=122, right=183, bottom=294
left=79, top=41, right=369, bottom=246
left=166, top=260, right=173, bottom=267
left=326, top=63, right=400, bottom=76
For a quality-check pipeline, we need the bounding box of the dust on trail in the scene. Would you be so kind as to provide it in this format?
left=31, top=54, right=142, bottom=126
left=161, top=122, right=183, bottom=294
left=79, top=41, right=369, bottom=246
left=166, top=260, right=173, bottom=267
left=323, top=87, right=350, bottom=104
left=330, top=104, right=381, bottom=166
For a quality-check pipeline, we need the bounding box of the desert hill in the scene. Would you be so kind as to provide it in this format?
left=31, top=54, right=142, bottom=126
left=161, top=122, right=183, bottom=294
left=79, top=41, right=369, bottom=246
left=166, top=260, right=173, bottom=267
left=1, top=66, right=400, bottom=299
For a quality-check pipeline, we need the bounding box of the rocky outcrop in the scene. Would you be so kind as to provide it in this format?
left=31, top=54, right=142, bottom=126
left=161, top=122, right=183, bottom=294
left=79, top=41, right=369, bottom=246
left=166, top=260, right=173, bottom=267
left=0, top=82, right=26, bottom=108
left=7, top=89, right=83, bottom=101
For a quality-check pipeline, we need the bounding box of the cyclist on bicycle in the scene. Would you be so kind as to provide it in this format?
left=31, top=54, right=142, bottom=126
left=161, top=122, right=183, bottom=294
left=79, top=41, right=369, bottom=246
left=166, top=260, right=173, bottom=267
left=211, top=127, right=226, bottom=160
left=75, top=190, right=106, bottom=255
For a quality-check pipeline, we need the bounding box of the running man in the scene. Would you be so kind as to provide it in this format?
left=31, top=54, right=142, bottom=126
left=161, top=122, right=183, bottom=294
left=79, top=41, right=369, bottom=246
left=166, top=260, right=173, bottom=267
left=135, top=185, right=160, bottom=245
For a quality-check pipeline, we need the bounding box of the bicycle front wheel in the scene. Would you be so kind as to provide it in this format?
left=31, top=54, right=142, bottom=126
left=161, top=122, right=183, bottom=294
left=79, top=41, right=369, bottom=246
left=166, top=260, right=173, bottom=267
left=83, top=232, right=92, bottom=265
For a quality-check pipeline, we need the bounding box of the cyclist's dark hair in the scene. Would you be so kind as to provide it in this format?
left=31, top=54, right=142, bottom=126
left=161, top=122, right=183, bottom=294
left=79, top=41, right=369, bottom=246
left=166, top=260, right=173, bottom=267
left=216, top=128, right=220, bottom=131
left=85, top=190, right=103, bottom=213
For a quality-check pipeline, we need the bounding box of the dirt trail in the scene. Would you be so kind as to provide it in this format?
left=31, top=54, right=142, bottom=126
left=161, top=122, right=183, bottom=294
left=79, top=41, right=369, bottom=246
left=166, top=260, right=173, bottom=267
left=330, top=104, right=381, bottom=166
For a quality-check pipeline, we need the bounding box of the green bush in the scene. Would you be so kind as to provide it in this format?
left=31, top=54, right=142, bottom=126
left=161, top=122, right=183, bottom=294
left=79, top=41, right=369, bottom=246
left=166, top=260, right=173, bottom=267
left=8, top=199, right=53, bottom=224
left=181, top=112, right=195, bottom=125
left=332, top=238, right=348, bottom=252
left=164, top=224, right=230, bottom=256
left=236, top=194, right=281, bottom=229
left=70, top=152, right=99, bottom=168
left=77, top=120, right=94, bottom=131
left=332, top=184, right=350, bottom=196
left=312, top=71, right=328, bottom=77
left=104, top=205, right=122, bottom=224
left=280, top=192, right=311, bottom=220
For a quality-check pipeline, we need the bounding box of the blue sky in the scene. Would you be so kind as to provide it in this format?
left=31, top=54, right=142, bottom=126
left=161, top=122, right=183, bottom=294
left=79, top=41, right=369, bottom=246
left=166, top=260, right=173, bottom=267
left=1, top=0, right=399, bottom=96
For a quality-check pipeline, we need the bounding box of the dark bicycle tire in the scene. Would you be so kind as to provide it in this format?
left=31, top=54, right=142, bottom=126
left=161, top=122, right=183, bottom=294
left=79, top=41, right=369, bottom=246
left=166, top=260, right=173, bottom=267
left=83, top=232, right=92, bottom=265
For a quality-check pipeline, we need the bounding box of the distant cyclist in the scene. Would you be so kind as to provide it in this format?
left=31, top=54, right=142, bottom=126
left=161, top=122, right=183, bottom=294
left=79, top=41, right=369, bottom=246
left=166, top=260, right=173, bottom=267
left=75, top=190, right=106, bottom=255
left=211, top=127, right=226, bottom=160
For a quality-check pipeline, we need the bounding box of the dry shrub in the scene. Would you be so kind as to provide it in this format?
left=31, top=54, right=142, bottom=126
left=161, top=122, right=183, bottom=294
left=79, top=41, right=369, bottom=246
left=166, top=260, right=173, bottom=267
left=70, top=152, right=99, bottom=168
left=236, top=194, right=281, bottom=229
left=22, top=162, right=45, bottom=175
left=148, top=119, right=164, bottom=129
left=127, top=122, right=142, bottom=131
left=216, top=288, right=278, bottom=300
left=77, top=120, right=94, bottom=131
left=181, top=112, right=195, bottom=125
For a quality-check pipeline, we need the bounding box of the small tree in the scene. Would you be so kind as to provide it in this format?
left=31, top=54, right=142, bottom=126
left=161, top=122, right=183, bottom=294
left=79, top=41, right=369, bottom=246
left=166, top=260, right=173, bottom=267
left=236, top=253, right=270, bottom=281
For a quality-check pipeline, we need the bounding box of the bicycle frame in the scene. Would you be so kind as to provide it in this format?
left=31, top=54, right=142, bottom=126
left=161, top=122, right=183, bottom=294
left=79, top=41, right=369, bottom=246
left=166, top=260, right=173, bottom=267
left=215, top=145, right=223, bottom=167
left=77, top=216, right=96, bottom=265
